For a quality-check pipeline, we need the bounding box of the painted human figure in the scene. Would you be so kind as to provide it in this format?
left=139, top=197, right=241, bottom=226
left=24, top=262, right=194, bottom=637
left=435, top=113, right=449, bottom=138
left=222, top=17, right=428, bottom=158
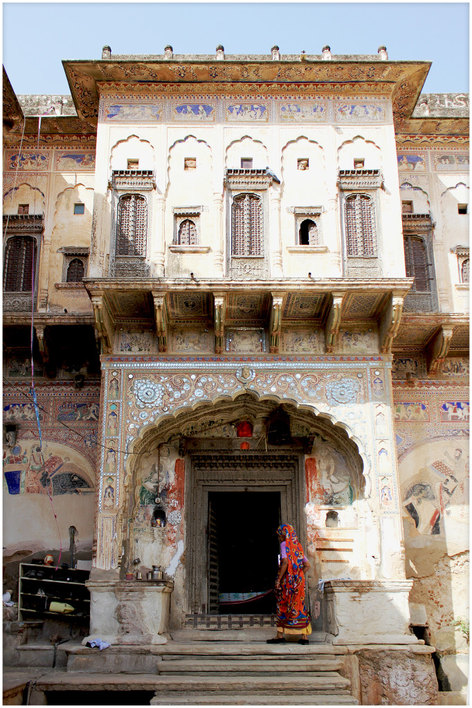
left=403, top=482, right=441, bottom=535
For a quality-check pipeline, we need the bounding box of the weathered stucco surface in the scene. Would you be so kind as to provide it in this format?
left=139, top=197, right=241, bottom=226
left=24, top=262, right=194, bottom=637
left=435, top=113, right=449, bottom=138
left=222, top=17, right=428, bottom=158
left=357, top=649, right=439, bottom=704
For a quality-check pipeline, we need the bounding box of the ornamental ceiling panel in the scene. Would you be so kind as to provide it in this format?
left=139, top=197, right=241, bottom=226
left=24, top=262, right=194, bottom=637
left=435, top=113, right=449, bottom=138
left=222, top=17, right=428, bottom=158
left=342, top=293, right=386, bottom=320
left=392, top=324, right=436, bottom=349
left=106, top=291, right=154, bottom=322
left=225, top=293, right=271, bottom=325
left=282, top=293, right=326, bottom=321
left=449, top=326, right=470, bottom=352
left=167, top=292, right=212, bottom=323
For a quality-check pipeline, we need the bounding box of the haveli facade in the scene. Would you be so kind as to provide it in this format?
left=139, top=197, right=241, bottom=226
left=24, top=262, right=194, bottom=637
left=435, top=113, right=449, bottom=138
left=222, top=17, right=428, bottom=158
left=3, top=46, right=469, bottom=704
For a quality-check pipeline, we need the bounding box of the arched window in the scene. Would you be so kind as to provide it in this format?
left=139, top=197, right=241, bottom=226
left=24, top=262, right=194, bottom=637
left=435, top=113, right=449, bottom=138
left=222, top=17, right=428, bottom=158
left=178, top=219, right=197, bottom=245
left=404, top=235, right=430, bottom=292
left=344, top=193, right=376, bottom=257
left=116, top=194, right=147, bottom=256
left=3, top=236, right=36, bottom=292
left=231, top=193, right=262, bottom=256
left=461, top=258, right=469, bottom=284
left=299, top=219, right=319, bottom=245
left=66, top=258, right=85, bottom=282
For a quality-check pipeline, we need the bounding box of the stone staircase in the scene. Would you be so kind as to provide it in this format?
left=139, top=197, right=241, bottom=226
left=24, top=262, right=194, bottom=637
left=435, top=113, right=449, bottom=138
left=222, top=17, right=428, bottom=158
left=28, top=640, right=358, bottom=705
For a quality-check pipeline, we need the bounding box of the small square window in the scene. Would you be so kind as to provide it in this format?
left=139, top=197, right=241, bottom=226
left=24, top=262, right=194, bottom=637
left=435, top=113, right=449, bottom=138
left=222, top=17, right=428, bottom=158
left=184, top=157, right=197, bottom=170
left=297, top=159, right=309, bottom=171
left=354, top=158, right=365, bottom=169
left=18, top=204, right=29, bottom=215
left=127, top=159, right=139, bottom=169
left=402, top=200, right=414, bottom=214
left=458, top=204, right=468, bottom=215
left=240, top=158, right=253, bottom=169
left=74, top=203, right=85, bottom=215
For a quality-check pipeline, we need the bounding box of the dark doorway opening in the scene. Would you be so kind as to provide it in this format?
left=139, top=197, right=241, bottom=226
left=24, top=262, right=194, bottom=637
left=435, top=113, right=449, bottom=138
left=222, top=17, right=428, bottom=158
left=208, top=491, right=280, bottom=614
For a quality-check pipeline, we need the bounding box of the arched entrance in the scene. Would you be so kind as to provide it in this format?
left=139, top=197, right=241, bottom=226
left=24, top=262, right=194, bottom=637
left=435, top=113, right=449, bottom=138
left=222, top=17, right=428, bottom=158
left=125, top=391, right=365, bottom=627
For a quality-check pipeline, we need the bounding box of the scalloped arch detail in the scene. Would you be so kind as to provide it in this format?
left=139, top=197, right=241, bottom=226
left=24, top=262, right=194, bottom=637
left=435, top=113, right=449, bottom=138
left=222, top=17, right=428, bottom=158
left=124, top=389, right=369, bottom=496
left=109, top=134, right=155, bottom=171
left=3, top=182, right=46, bottom=209
left=166, top=135, right=213, bottom=195
left=224, top=135, right=269, bottom=165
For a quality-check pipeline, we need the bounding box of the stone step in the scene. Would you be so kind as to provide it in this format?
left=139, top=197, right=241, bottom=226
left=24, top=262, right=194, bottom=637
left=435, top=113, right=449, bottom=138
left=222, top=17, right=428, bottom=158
left=172, top=629, right=328, bottom=643
left=159, top=658, right=344, bottom=673
left=33, top=672, right=351, bottom=694
left=159, top=641, right=344, bottom=656
left=151, top=691, right=358, bottom=705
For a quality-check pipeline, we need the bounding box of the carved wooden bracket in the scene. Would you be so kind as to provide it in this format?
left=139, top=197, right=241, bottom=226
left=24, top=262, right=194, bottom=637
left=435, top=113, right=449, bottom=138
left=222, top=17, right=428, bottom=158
left=325, top=294, right=344, bottom=353
left=379, top=294, right=404, bottom=353
left=427, top=326, right=454, bottom=375
left=91, top=295, right=113, bottom=354
left=34, top=324, right=49, bottom=364
left=214, top=294, right=226, bottom=354
left=152, top=293, right=168, bottom=353
left=269, top=294, right=285, bottom=353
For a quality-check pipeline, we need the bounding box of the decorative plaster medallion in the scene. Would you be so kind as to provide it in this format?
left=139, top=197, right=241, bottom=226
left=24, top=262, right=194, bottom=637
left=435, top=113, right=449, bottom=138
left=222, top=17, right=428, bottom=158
left=133, top=379, right=164, bottom=407
left=325, top=378, right=360, bottom=404
left=235, top=367, right=256, bottom=384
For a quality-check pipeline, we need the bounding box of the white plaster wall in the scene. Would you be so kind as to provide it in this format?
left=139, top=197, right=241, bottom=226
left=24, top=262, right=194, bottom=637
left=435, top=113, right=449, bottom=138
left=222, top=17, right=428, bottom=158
left=3, top=493, right=95, bottom=555
left=94, top=101, right=407, bottom=281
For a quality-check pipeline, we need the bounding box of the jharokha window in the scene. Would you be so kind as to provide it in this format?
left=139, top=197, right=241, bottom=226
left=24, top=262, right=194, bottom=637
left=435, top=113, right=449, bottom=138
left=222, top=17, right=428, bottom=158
left=116, top=194, right=147, bottom=256
left=461, top=258, right=469, bottom=283
left=177, top=219, right=198, bottom=245
left=231, top=193, right=263, bottom=256
left=3, top=236, right=36, bottom=292
left=66, top=258, right=85, bottom=282
left=344, top=193, right=376, bottom=257
left=404, top=235, right=430, bottom=292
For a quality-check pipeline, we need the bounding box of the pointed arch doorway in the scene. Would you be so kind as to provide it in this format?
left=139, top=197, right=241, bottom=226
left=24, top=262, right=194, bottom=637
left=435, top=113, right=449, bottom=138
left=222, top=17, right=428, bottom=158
left=187, top=451, right=304, bottom=616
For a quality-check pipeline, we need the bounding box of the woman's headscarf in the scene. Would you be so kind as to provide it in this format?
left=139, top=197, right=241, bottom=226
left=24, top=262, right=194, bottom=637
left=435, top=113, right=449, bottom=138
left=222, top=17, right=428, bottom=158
left=277, top=523, right=306, bottom=573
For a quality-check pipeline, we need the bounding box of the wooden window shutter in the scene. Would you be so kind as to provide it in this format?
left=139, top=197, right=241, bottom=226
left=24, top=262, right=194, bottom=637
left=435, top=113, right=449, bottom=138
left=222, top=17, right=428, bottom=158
left=3, top=236, right=36, bottom=292
left=117, top=194, right=147, bottom=256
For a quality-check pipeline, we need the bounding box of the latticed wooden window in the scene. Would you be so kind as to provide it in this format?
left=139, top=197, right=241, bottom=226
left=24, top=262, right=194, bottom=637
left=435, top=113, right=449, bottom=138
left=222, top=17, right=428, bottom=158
left=461, top=258, right=469, bottom=283
left=178, top=219, right=198, bottom=245
left=345, top=194, right=376, bottom=256
left=66, top=258, right=85, bottom=282
left=3, top=236, right=36, bottom=292
left=231, top=193, right=262, bottom=256
left=299, top=219, right=319, bottom=245
left=117, top=194, right=147, bottom=256
left=404, top=235, right=430, bottom=292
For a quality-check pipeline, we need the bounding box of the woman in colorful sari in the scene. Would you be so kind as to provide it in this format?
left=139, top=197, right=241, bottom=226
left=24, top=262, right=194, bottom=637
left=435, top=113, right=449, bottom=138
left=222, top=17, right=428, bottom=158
left=267, top=523, right=311, bottom=644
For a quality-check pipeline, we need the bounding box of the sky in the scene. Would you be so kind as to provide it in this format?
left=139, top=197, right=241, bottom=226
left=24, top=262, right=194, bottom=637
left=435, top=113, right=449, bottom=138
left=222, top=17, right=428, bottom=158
left=2, top=1, right=469, bottom=96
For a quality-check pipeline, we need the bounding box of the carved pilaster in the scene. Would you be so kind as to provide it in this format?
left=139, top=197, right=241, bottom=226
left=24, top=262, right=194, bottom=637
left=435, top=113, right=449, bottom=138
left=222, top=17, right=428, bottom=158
left=427, top=325, right=454, bottom=374
left=269, top=294, right=284, bottom=353
left=379, top=294, right=404, bottom=353
left=325, top=294, right=344, bottom=353
left=212, top=193, right=224, bottom=275
left=91, top=295, right=113, bottom=354
left=214, top=294, right=226, bottom=354
left=153, top=293, right=168, bottom=352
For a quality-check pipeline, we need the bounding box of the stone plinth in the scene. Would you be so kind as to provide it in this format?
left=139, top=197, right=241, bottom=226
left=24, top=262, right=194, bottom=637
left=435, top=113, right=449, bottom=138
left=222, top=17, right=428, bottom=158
left=85, top=579, right=173, bottom=645
left=323, top=579, right=416, bottom=644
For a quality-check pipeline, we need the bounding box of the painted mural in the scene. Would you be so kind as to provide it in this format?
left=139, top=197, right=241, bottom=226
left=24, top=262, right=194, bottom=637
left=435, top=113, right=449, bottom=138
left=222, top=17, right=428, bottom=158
left=3, top=440, right=94, bottom=496
left=394, top=380, right=469, bottom=655
left=3, top=383, right=100, bottom=497
left=55, top=152, right=96, bottom=170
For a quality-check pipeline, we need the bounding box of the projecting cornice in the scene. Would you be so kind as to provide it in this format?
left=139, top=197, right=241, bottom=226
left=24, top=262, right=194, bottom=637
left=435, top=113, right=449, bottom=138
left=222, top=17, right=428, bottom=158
left=61, top=57, right=432, bottom=127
